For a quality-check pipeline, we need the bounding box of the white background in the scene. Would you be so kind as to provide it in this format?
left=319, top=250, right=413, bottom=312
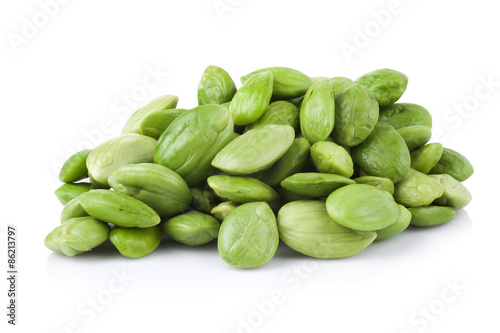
left=1, top=0, right=499, bottom=332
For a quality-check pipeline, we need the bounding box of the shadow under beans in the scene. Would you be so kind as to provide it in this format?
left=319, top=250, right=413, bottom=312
left=397, top=208, right=472, bottom=240
left=155, top=238, right=296, bottom=271
left=78, top=239, right=118, bottom=258
left=363, top=209, right=473, bottom=258
left=45, top=210, right=473, bottom=288
left=274, top=209, right=473, bottom=262
left=154, top=237, right=218, bottom=254
left=273, top=241, right=319, bottom=260
left=406, top=209, right=472, bottom=234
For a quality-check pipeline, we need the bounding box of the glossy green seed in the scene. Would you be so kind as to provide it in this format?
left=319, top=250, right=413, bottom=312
left=393, top=169, right=443, bottom=207
left=108, top=163, right=192, bottom=217
left=352, top=122, right=410, bottom=183
left=59, top=150, right=92, bottom=183
left=409, top=206, right=456, bottom=227
left=218, top=202, right=279, bottom=268
left=80, top=190, right=161, bottom=228
left=329, top=77, right=354, bottom=100
left=198, top=65, right=237, bottom=106
left=429, top=174, right=472, bottom=210
left=139, top=108, right=189, bottom=139
left=397, top=125, right=432, bottom=151
left=60, top=194, right=89, bottom=223
left=379, top=103, right=432, bottom=129
left=154, top=104, right=234, bottom=186
left=87, top=133, right=157, bottom=186
left=241, top=67, right=312, bottom=99
left=410, top=143, right=443, bottom=174
left=333, top=84, right=379, bottom=147
left=281, top=173, right=355, bottom=198
left=311, top=141, right=353, bottom=178
left=429, top=148, right=474, bottom=181
left=355, top=68, right=408, bottom=107
left=110, top=226, right=163, bottom=258
left=55, top=183, right=93, bottom=205
left=256, top=137, right=310, bottom=186
left=163, top=211, right=220, bottom=246
left=300, top=80, right=335, bottom=144
left=211, top=201, right=239, bottom=222
left=207, top=175, right=279, bottom=203
left=212, top=125, right=295, bottom=175
left=244, top=101, right=299, bottom=133
left=278, top=200, right=376, bottom=258
left=326, top=184, right=400, bottom=231
left=190, top=185, right=217, bottom=214
left=122, top=95, right=178, bottom=134
left=44, top=217, right=110, bottom=257
left=375, top=205, right=412, bottom=241
left=230, top=71, right=273, bottom=126
left=353, top=176, right=394, bottom=195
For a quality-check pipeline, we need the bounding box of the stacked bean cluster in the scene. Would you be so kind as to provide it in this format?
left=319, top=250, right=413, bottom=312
left=47, top=66, right=473, bottom=268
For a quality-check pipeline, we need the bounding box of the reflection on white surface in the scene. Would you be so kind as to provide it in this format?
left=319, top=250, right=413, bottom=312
left=43, top=210, right=473, bottom=333
left=46, top=210, right=472, bottom=288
